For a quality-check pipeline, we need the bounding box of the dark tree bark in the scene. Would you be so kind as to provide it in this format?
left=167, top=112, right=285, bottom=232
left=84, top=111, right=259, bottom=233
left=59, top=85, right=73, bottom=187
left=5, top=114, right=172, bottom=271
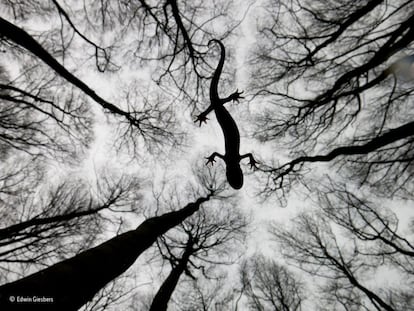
left=149, top=239, right=194, bottom=311
left=0, top=195, right=210, bottom=310
left=146, top=181, right=247, bottom=311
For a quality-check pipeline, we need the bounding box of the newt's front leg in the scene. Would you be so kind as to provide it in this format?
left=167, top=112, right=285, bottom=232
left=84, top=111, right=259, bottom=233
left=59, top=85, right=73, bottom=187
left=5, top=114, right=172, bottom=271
left=194, top=110, right=210, bottom=126
left=221, top=89, right=244, bottom=104
left=195, top=89, right=244, bottom=126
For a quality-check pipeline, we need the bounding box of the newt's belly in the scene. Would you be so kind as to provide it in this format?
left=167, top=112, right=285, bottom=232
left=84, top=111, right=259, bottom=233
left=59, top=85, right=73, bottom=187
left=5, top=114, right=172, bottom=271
left=214, top=106, right=240, bottom=157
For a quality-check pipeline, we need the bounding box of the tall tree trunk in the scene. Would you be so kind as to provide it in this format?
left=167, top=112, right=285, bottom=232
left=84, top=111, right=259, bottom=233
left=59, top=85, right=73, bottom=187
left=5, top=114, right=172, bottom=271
left=0, top=195, right=210, bottom=311
left=149, top=240, right=194, bottom=311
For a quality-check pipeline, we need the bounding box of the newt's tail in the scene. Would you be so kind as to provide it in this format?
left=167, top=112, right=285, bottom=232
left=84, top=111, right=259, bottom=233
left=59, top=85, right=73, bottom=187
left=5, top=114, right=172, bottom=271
left=208, top=39, right=226, bottom=100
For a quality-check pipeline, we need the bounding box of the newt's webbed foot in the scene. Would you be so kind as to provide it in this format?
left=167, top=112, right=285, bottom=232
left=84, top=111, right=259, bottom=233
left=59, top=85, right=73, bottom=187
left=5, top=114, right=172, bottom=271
left=230, top=89, right=244, bottom=103
left=205, top=155, right=216, bottom=165
left=241, top=153, right=258, bottom=169
left=205, top=152, right=224, bottom=165
left=248, top=157, right=258, bottom=169
left=194, top=113, right=209, bottom=126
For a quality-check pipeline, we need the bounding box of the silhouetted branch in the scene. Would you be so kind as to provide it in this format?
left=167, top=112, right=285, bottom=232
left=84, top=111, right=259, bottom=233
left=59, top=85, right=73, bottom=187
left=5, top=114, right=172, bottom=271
left=0, top=17, right=141, bottom=128
left=263, top=120, right=414, bottom=188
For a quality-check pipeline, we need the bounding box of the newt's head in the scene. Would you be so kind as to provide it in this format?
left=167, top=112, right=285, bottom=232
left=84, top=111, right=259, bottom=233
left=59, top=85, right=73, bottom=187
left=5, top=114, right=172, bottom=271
left=226, top=163, right=243, bottom=190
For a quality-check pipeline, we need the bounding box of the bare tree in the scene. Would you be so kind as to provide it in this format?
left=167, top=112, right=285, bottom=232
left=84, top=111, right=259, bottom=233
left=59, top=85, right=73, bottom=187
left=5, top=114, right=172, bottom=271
left=148, top=192, right=248, bottom=311
left=172, top=274, right=240, bottom=311
left=0, top=64, right=92, bottom=159
left=269, top=202, right=413, bottom=311
left=117, top=161, right=246, bottom=311
left=240, top=255, right=305, bottom=311
left=0, top=0, right=247, bottom=157
left=80, top=273, right=136, bottom=311
left=318, top=183, right=414, bottom=276
left=8, top=1, right=414, bottom=310
left=0, top=173, right=141, bottom=276
left=114, top=0, right=244, bottom=106
left=0, top=192, right=213, bottom=310
left=249, top=0, right=414, bottom=199
left=246, top=2, right=414, bottom=308
left=0, top=1, right=262, bottom=310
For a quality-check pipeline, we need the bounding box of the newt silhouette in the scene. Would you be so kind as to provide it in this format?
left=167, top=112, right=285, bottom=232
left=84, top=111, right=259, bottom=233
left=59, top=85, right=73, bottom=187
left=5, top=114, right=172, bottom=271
left=195, top=39, right=256, bottom=190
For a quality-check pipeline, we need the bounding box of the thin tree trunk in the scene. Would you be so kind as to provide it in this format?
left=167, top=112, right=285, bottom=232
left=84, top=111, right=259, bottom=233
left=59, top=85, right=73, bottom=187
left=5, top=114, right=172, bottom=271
left=149, top=240, right=194, bottom=311
left=0, top=195, right=210, bottom=311
left=0, top=203, right=109, bottom=241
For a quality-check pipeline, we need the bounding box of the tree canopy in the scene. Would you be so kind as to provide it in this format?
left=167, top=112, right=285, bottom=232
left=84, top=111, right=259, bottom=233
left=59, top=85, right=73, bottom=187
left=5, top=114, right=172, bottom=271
left=0, top=0, right=413, bottom=310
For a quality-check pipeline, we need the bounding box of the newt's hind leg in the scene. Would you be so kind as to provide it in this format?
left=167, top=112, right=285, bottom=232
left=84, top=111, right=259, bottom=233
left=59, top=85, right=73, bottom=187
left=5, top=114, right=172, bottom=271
left=205, top=152, right=225, bottom=165
left=240, top=153, right=258, bottom=169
